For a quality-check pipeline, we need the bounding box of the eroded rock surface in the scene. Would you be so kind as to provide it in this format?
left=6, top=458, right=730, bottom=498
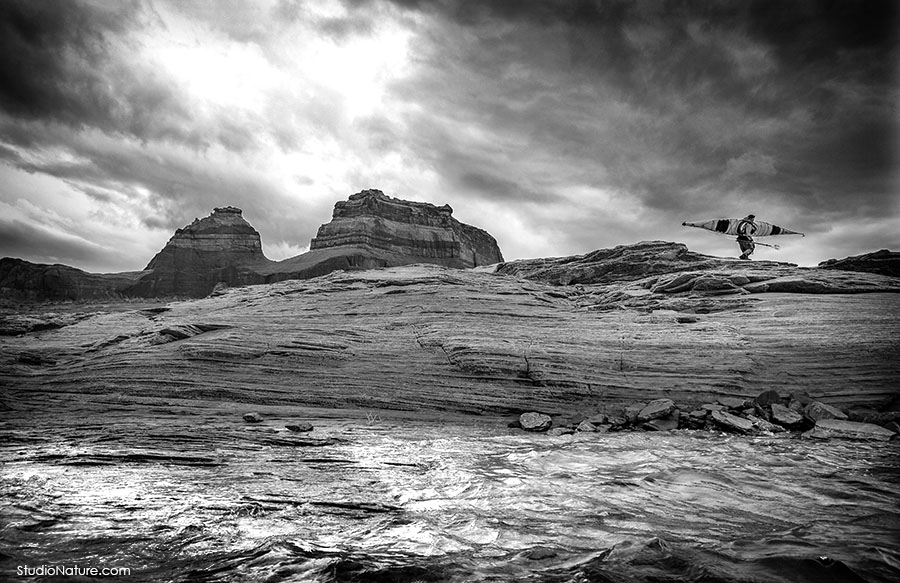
left=3, top=264, right=897, bottom=416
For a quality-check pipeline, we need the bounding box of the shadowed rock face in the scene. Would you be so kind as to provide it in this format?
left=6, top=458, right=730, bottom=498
left=125, top=207, right=272, bottom=298
left=310, top=189, right=503, bottom=268
left=0, top=258, right=145, bottom=301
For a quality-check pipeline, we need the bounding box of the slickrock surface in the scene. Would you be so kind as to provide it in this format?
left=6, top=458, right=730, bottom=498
left=3, top=262, right=898, bottom=415
left=126, top=206, right=272, bottom=297
left=310, top=189, right=502, bottom=268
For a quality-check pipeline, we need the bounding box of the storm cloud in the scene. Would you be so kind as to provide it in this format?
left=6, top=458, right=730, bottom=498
left=0, top=0, right=897, bottom=271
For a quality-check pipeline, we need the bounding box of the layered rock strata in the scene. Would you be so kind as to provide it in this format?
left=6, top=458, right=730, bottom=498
left=4, top=262, right=898, bottom=419
left=0, top=191, right=504, bottom=300
left=125, top=206, right=272, bottom=297
left=0, top=258, right=144, bottom=301
left=309, top=189, right=503, bottom=268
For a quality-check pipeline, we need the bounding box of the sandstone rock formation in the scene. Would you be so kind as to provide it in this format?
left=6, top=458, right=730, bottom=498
left=0, top=191, right=504, bottom=300
left=3, top=262, right=898, bottom=419
left=309, top=189, right=502, bottom=268
left=0, top=257, right=144, bottom=301
left=126, top=206, right=271, bottom=298
left=819, top=249, right=900, bottom=278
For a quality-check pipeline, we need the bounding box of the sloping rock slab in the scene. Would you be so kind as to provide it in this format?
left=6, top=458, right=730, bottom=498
left=803, top=419, right=895, bottom=441
left=711, top=411, right=754, bottom=434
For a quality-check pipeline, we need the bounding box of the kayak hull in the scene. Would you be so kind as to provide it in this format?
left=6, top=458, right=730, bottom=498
left=682, top=218, right=804, bottom=237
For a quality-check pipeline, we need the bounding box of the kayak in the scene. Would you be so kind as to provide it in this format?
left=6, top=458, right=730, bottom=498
left=682, top=218, right=805, bottom=237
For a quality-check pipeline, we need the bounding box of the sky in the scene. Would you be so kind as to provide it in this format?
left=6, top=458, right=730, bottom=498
left=0, top=0, right=897, bottom=272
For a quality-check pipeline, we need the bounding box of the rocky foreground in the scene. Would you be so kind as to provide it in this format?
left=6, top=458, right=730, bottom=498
left=2, top=241, right=898, bottom=441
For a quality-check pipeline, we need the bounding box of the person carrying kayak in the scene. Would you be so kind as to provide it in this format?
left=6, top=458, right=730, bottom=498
left=736, top=214, right=757, bottom=260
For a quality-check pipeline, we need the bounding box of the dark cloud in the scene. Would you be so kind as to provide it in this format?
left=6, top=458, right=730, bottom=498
left=0, top=217, right=106, bottom=266
left=0, top=1, right=189, bottom=140
left=379, top=0, right=897, bottom=247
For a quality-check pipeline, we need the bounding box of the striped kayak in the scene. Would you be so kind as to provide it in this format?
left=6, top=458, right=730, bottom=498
left=682, top=218, right=804, bottom=237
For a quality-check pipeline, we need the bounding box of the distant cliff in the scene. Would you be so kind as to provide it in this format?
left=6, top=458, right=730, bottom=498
left=125, top=206, right=271, bottom=298
left=0, top=190, right=504, bottom=300
left=310, top=189, right=502, bottom=268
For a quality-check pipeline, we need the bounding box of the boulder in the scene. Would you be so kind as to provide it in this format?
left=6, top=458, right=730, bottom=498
left=770, top=403, right=804, bottom=428
left=585, top=413, right=608, bottom=425
left=576, top=421, right=597, bottom=432
left=286, top=422, right=314, bottom=432
left=637, top=398, right=677, bottom=422
left=754, top=390, right=781, bottom=407
left=803, top=419, right=896, bottom=441
left=711, top=410, right=755, bottom=434
left=804, top=401, right=848, bottom=422
left=520, top=412, right=552, bottom=432
left=243, top=412, right=264, bottom=423
left=643, top=410, right=680, bottom=432
left=546, top=427, right=575, bottom=437
left=625, top=403, right=645, bottom=424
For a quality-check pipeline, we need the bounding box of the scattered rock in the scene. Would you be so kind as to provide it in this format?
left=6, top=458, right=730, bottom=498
left=787, top=399, right=806, bottom=414
left=804, top=401, right=848, bottom=422
left=643, top=411, right=679, bottom=432
left=789, top=392, right=813, bottom=407
left=546, top=427, right=574, bottom=437
left=771, top=403, right=804, bottom=428
left=754, top=390, right=781, bottom=407
left=576, top=421, right=597, bottom=432
left=520, top=412, right=552, bottom=432
left=701, top=403, right=724, bottom=411
left=711, top=410, right=755, bottom=434
left=717, top=396, right=748, bottom=410
left=625, top=403, right=645, bottom=424
left=689, top=410, right=708, bottom=419
left=747, top=415, right=785, bottom=433
left=526, top=547, right=558, bottom=560
left=286, top=423, right=314, bottom=432
left=637, top=398, right=676, bottom=423
left=243, top=412, right=264, bottom=423
left=585, top=413, right=608, bottom=425
left=803, top=419, right=896, bottom=441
